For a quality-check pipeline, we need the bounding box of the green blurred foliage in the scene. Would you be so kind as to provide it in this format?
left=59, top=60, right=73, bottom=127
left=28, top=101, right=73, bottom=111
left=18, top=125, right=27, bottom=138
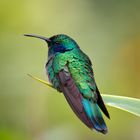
left=0, top=0, right=140, bottom=140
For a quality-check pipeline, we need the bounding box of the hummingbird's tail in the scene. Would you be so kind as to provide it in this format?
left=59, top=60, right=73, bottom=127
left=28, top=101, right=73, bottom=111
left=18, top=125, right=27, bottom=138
left=82, top=98, right=108, bottom=134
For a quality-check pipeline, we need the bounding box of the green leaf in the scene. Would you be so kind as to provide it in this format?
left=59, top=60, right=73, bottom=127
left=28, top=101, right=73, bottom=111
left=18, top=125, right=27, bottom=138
left=28, top=74, right=140, bottom=117
left=27, top=74, right=54, bottom=89
left=102, top=94, right=140, bottom=117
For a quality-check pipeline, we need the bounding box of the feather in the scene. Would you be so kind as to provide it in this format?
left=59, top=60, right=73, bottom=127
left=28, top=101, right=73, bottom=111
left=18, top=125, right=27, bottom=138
left=58, top=69, right=93, bottom=128
left=96, top=86, right=110, bottom=119
left=58, top=67, right=108, bottom=134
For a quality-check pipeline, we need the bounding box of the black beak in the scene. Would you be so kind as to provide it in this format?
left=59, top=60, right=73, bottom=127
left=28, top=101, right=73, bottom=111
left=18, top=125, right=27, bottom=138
left=24, top=34, right=51, bottom=43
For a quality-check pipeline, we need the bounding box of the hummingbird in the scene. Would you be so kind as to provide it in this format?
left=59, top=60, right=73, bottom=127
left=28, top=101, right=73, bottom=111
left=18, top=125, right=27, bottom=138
left=24, top=34, right=110, bottom=134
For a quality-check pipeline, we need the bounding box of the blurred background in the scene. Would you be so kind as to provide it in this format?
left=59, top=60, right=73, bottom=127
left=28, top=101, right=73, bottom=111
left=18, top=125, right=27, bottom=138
left=0, top=0, right=140, bottom=140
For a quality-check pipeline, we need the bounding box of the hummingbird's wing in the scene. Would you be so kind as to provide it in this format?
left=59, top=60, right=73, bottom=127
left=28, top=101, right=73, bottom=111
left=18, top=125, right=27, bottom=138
left=96, top=85, right=110, bottom=119
left=57, top=66, right=107, bottom=134
left=58, top=68, right=93, bottom=129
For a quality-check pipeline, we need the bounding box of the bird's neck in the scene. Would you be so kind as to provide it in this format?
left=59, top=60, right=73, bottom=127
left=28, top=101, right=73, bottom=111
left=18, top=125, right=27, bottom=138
left=48, top=44, right=79, bottom=58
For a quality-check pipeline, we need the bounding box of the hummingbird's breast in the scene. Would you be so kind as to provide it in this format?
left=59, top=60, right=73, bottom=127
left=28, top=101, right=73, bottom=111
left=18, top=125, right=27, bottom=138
left=45, top=55, right=61, bottom=92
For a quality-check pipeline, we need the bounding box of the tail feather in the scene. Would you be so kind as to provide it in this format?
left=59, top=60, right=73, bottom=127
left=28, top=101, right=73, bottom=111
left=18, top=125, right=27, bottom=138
left=82, top=98, right=107, bottom=134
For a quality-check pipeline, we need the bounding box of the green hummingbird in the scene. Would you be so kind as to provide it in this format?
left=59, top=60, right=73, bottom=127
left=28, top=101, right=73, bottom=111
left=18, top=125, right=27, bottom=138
left=24, top=34, right=110, bottom=134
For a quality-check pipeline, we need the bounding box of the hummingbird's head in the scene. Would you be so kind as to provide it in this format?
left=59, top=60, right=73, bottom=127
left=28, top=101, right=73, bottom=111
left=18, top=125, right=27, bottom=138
left=24, top=34, right=79, bottom=56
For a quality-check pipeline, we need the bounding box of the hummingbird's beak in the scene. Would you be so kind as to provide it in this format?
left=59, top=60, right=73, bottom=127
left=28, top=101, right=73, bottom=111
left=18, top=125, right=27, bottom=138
left=24, top=34, right=51, bottom=43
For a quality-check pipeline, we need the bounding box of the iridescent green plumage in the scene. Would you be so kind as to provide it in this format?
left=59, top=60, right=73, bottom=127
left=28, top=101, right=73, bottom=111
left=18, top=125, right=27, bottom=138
left=25, top=34, right=110, bottom=134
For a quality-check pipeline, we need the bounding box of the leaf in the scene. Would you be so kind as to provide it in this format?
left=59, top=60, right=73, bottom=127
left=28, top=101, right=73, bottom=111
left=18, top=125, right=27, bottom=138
left=27, top=74, right=54, bottom=89
left=102, top=94, right=140, bottom=117
left=28, top=74, right=140, bottom=117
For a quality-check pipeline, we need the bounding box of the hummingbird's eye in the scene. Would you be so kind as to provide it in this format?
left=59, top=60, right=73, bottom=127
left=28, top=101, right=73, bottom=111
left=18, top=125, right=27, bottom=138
left=55, top=41, right=60, bottom=44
